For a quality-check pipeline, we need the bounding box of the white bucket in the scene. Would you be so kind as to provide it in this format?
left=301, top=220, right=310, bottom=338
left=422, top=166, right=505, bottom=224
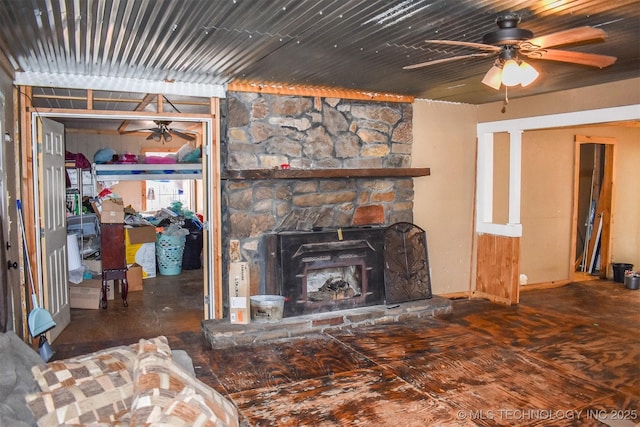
left=250, top=295, right=285, bottom=323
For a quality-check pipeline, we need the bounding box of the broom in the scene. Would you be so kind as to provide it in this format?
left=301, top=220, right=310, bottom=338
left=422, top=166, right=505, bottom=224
left=16, top=200, right=56, bottom=360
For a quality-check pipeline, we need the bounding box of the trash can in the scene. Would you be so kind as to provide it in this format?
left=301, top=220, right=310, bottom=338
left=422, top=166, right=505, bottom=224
left=156, top=233, right=186, bottom=276
left=612, top=263, right=634, bottom=283
left=182, top=219, right=203, bottom=270
left=625, top=273, right=640, bottom=290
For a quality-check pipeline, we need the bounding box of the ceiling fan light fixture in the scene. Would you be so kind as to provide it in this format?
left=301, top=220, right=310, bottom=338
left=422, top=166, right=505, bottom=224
left=152, top=133, right=161, bottom=142
left=501, top=59, right=522, bottom=86
left=164, top=132, right=172, bottom=142
left=518, top=60, right=539, bottom=87
left=482, top=64, right=503, bottom=90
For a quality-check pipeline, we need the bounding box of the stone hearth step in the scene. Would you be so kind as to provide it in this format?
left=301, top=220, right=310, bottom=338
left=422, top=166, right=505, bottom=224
left=201, top=296, right=453, bottom=349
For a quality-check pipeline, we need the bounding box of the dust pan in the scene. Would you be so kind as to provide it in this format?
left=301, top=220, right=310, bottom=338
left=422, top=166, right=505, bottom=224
left=29, top=295, right=56, bottom=336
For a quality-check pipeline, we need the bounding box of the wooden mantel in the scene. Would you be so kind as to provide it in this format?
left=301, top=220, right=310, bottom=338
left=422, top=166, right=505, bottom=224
left=221, top=168, right=430, bottom=180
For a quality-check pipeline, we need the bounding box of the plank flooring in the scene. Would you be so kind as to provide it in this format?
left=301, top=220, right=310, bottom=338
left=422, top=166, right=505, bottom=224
left=53, top=278, right=640, bottom=426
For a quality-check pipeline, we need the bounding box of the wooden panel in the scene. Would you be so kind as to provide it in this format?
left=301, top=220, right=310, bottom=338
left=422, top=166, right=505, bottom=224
left=474, top=233, right=520, bottom=305
left=228, top=81, right=415, bottom=103
left=222, top=168, right=430, bottom=180
left=101, top=224, right=125, bottom=270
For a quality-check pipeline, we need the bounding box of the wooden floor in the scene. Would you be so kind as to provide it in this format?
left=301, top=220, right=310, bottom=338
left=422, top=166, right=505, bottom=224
left=53, top=277, right=640, bottom=426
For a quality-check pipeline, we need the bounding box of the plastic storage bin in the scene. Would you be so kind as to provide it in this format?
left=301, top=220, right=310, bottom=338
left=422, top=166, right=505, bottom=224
left=156, top=234, right=186, bottom=276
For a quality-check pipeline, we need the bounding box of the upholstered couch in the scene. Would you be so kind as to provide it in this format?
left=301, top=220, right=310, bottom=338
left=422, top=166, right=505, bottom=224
left=0, top=332, right=239, bottom=426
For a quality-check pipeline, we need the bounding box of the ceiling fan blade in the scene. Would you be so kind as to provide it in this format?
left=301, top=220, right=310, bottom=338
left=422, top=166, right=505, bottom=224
left=169, top=129, right=196, bottom=141
left=526, top=27, right=607, bottom=49
left=524, top=48, right=616, bottom=68
left=403, top=52, right=494, bottom=70
left=120, top=128, right=156, bottom=135
left=424, top=40, right=501, bottom=52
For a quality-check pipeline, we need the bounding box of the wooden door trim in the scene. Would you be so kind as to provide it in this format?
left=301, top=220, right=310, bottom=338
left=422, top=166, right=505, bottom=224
left=571, top=135, right=616, bottom=281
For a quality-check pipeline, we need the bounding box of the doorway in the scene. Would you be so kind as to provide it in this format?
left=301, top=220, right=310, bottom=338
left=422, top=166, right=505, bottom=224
left=28, top=110, right=218, bottom=341
left=572, top=135, right=615, bottom=280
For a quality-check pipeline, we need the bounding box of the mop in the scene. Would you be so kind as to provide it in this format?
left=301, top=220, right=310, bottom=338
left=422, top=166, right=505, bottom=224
left=17, top=200, right=56, bottom=361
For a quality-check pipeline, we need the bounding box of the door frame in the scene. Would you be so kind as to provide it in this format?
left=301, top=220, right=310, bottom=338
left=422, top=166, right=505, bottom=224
left=27, top=110, right=220, bottom=321
left=474, top=105, right=638, bottom=303
left=570, top=135, right=616, bottom=280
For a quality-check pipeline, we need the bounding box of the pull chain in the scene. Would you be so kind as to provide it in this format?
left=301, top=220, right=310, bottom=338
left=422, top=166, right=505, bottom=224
left=501, top=86, right=509, bottom=113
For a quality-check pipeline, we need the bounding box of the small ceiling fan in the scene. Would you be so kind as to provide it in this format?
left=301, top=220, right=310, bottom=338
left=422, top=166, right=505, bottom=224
left=404, top=13, right=617, bottom=90
left=124, top=120, right=196, bottom=143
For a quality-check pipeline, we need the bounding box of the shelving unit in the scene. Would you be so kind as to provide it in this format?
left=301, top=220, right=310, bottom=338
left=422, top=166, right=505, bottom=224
left=66, top=163, right=100, bottom=259
left=92, top=163, right=203, bottom=182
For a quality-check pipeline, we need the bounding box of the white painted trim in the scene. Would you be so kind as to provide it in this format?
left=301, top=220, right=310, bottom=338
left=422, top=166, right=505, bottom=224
left=476, top=222, right=523, bottom=237
left=475, top=104, right=640, bottom=237
left=476, top=133, right=494, bottom=225
left=478, top=105, right=640, bottom=133
left=508, top=131, right=522, bottom=226
left=15, top=71, right=227, bottom=99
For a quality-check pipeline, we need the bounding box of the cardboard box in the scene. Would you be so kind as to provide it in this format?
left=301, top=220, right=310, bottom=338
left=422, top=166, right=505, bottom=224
left=125, top=226, right=157, bottom=278
left=229, top=262, right=250, bottom=324
left=100, top=199, right=125, bottom=224
left=70, top=285, right=100, bottom=309
left=69, top=279, right=114, bottom=309
left=126, top=264, right=144, bottom=292
left=83, top=259, right=102, bottom=273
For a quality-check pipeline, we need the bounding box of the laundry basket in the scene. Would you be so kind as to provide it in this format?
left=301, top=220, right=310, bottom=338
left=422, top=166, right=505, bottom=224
left=156, top=233, right=187, bottom=276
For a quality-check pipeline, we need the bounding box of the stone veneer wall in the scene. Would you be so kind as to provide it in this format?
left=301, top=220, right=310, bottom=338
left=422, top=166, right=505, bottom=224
left=222, top=92, right=414, bottom=297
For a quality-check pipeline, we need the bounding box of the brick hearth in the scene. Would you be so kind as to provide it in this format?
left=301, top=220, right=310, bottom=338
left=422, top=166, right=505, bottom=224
left=201, top=296, right=452, bottom=349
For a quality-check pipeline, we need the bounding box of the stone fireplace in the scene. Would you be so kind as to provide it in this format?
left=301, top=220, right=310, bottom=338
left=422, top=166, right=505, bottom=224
left=221, top=91, right=422, bottom=320
left=265, top=227, right=385, bottom=317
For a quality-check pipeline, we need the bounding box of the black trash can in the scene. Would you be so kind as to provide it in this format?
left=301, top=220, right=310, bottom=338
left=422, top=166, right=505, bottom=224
left=182, top=219, right=203, bottom=270
left=612, top=263, right=633, bottom=283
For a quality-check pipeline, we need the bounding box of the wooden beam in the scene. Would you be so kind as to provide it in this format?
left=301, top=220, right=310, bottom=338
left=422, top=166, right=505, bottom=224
left=228, top=80, right=415, bottom=103
left=117, top=93, right=157, bottom=133
left=210, top=97, right=223, bottom=320
left=86, top=89, right=93, bottom=110
left=29, top=107, right=212, bottom=120
left=222, top=168, right=430, bottom=180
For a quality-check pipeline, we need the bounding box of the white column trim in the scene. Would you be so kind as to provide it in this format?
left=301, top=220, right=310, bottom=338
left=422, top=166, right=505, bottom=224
left=475, top=104, right=640, bottom=238
left=508, top=130, right=522, bottom=226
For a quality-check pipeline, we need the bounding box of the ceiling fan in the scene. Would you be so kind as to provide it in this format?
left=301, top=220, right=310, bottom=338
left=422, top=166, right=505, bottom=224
left=124, top=120, right=196, bottom=143
left=404, top=13, right=617, bottom=90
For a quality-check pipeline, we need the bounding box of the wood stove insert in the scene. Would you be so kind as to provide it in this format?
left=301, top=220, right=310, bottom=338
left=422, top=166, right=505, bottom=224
left=265, top=227, right=386, bottom=317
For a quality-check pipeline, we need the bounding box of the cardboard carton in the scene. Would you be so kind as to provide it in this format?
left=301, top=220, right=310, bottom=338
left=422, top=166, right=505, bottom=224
left=126, top=264, right=144, bottom=292
left=125, top=226, right=157, bottom=278
left=83, top=259, right=102, bottom=273
left=229, top=262, right=250, bottom=324
left=70, top=285, right=100, bottom=309
left=69, top=279, right=114, bottom=309
left=100, top=199, right=125, bottom=224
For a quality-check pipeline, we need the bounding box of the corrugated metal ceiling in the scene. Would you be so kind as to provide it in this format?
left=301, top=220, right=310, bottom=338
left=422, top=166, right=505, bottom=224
left=0, top=0, right=638, bottom=105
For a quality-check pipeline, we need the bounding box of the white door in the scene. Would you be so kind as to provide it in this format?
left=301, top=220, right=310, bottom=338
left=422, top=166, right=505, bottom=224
left=36, top=117, right=70, bottom=342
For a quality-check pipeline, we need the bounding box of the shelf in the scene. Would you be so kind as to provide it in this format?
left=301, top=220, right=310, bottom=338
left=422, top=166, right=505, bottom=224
left=93, top=163, right=202, bottom=181
left=222, top=168, right=430, bottom=180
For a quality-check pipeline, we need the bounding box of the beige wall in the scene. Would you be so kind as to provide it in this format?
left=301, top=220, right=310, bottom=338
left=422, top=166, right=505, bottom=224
left=478, top=78, right=640, bottom=284
left=413, top=79, right=639, bottom=295
left=478, top=77, right=640, bottom=122
left=412, top=100, right=477, bottom=295
left=518, top=125, right=640, bottom=283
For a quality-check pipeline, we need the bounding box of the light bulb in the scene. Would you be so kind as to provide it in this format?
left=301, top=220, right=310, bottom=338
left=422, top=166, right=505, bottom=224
left=519, top=61, right=539, bottom=87
left=501, top=59, right=521, bottom=86
left=481, top=65, right=503, bottom=90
